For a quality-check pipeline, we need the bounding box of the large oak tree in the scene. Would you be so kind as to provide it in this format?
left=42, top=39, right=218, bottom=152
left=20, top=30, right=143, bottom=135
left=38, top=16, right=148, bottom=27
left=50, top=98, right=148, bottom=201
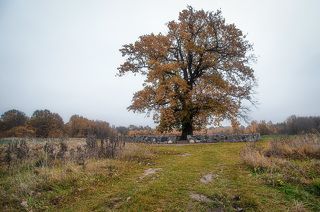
left=118, top=6, right=256, bottom=140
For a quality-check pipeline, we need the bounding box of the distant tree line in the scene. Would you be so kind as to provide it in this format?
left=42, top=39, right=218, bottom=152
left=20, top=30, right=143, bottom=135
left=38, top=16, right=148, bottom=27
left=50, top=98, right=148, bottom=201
left=1, top=109, right=319, bottom=138
left=246, top=115, right=320, bottom=135
left=118, top=115, right=320, bottom=136
left=0, top=109, right=115, bottom=138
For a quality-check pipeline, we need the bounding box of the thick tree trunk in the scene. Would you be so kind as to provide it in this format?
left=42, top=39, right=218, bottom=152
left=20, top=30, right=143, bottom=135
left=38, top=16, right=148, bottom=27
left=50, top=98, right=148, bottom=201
left=180, top=119, right=193, bottom=140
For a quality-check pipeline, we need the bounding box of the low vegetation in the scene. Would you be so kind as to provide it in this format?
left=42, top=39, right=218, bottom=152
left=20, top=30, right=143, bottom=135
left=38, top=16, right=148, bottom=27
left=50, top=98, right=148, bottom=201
left=1, top=135, right=319, bottom=211
left=241, top=134, right=320, bottom=211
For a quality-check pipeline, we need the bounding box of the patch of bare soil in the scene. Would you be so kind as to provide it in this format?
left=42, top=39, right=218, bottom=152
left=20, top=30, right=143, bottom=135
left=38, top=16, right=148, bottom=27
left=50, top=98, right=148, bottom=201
left=105, top=197, right=123, bottom=209
left=189, top=193, right=213, bottom=203
left=140, top=168, right=162, bottom=179
left=179, top=153, right=192, bottom=157
left=200, top=173, right=215, bottom=184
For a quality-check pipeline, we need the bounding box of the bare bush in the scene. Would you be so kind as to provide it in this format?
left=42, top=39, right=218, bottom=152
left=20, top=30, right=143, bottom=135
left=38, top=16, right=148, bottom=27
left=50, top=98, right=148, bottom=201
left=2, top=139, right=30, bottom=167
left=57, top=141, right=68, bottom=160
left=43, top=142, right=55, bottom=165
left=84, top=134, right=125, bottom=159
left=0, top=135, right=126, bottom=169
left=85, top=134, right=98, bottom=158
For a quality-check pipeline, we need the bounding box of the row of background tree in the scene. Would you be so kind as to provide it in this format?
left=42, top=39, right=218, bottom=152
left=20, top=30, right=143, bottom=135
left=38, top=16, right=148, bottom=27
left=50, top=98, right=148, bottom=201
left=0, top=109, right=115, bottom=138
left=117, top=115, right=320, bottom=136
left=0, top=109, right=319, bottom=138
left=245, top=115, right=320, bottom=135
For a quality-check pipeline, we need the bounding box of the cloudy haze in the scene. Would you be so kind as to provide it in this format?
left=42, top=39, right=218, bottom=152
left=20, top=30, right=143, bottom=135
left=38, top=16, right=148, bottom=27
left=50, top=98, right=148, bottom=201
left=1, top=0, right=320, bottom=127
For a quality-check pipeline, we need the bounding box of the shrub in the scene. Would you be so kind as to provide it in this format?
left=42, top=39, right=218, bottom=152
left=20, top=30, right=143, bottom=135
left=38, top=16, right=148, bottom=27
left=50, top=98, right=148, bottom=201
left=3, top=125, right=36, bottom=138
left=57, top=141, right=68, bottom=160
left=2, top=139, right=30, bottom=167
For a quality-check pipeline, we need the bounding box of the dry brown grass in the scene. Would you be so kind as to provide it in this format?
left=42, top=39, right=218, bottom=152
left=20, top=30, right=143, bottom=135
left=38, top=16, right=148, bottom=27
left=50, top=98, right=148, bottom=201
left=291, top=200, right=308, bottom=212
left=265, top=134, right=320, bottom=159
left=117, top=143, right=155, bottom=164
left=241, top=134, right=320, bottom=210
left=240, top=144, right=272, bottom=171
left=1, top=138, right=319, bottom=211
left=0, top=139, right=151, bottom=211
left=242, top=134, right=320, bottom=171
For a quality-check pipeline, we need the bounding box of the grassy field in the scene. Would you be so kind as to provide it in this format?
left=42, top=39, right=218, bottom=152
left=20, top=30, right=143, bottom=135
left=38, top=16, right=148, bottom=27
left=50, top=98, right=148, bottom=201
left=1, top=137, right=319, bottom=211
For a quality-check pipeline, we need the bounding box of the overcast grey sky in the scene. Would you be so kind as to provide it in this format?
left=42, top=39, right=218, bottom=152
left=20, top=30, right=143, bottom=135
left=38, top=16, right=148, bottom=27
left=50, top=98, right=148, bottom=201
left=1, top=0, right=320, bottom=126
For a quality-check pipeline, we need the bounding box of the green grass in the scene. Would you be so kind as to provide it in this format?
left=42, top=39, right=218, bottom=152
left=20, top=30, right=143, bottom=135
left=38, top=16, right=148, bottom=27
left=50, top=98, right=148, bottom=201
left=1, top=141, right=319, bottom=211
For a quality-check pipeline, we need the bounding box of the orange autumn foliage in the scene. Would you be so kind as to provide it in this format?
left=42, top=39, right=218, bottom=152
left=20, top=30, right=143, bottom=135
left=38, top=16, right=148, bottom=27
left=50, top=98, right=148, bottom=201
left=118, top=6, right=256, bottom=139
